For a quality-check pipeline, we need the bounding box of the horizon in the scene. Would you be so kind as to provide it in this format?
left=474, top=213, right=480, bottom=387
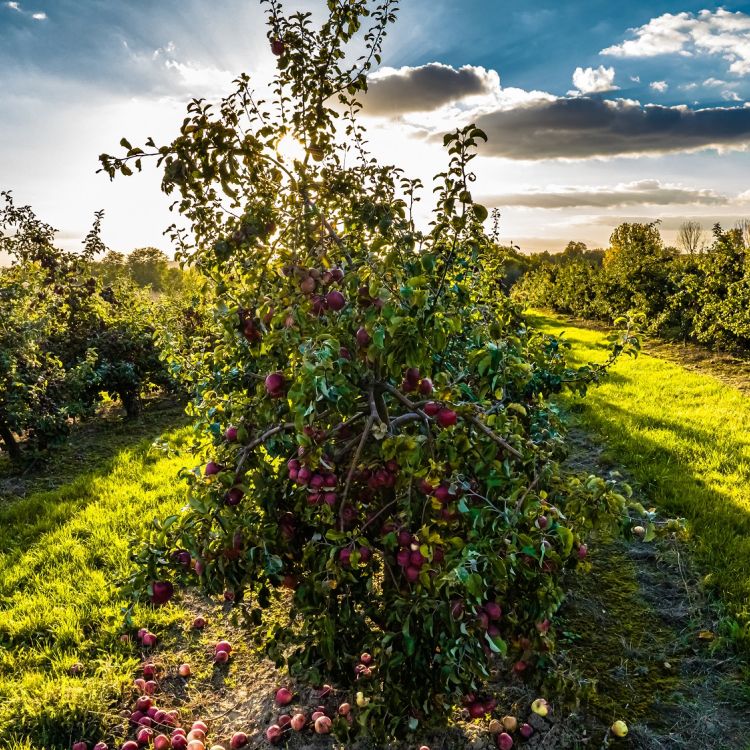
left=2, top=1, right=750, bottom=259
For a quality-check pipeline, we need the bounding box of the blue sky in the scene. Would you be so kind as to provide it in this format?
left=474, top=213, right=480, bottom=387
left=2, top=0, right=750, bottom=255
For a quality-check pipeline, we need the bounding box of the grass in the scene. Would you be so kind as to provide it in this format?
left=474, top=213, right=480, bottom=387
left=528, top=309, right=750, bottom=643
left=0, top=405, right=192, bottom=749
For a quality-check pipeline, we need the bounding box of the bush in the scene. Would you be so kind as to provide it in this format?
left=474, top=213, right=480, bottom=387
left=0, top=192, right=181, bottom=458
left=103, top=1, right=639, bottom=739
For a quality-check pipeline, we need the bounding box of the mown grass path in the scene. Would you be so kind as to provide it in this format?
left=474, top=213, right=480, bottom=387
left=528, top=310, right=750, bottom=643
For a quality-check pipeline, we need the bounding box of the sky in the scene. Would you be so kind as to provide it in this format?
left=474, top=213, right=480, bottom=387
left=2, top=0, right=750, bottom=258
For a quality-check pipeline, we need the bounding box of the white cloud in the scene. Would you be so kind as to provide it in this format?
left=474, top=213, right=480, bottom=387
left=703, top=77, right=727, bottom=87
left=6, top=2, right=21, bottom=10
left=680, top=82, right=698, bottom=91
left=602, top=10, right=750, bottom=76
left=723, top=90, right=742, bottom=102
left=31, top=11, right=45, bottom=20
left=630, top=75, right=641, bottom=83
left=650, top=80, right=669, bottom=93
left=570, top=65, right=618, bottom=95
left=484, top=179, right=729, bottom=209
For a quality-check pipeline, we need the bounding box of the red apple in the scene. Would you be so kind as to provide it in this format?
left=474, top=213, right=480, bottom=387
left=214, top=650, right=229, bottom=664
left=468, top=702, right=486, bottom=719
left=290, top=713, right=306, bottom=731
left=150, top=581, right=174, bottom=606
left=520, top=724, right=533, bottom=739
left=485, top=601, right=502, bottom=621
left=136, top=728, right=154, bottom=745
left=275, top=687, right=293, bottom=706
left=436, top=408, right=457, bottom=428
left=225, top=426, right=238, bottom=442
left=136, top=696, right=153, bottom=712
left=419, top=378, right=434, bottom=395
left=144, top=680, right=158, bottom=695
left=122, top=743, right=139, bottom=750
left=339, top=548, right=352, bottom=566
left=93, top=743, right=108, bottom=750
left=326, top=291, right=346, bottom=311
left=229, top=732, right=248, bottom=749
left=497, top=733, right=514, bottom=750
left=577, top=544, right=588, bottom=560
left=264, top=372, right=285, bottom=397
left=405, top=566, right=420, bottom=583
left=271, top=39, right=285, bottom=56
left=171, top=736, right=188, bottom=750
left=264, top=725, right=282, bottom=745
left=191, top=722, right=208, bottom=734
left=423, top=401, right=441, bottom=416
left=72, top=743, right=88, bottom=750
left=192, top=616, right=206, bottom=630
left=153, top=735, right=170, bottom=750
left=225, top=487, right=243, bottom=506
left=178, top=664, right=191, bottom=677
left=355, top=327, right=371, bottom=347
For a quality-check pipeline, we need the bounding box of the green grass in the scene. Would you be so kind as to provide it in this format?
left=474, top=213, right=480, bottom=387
left=0, top=408, right=192, bottom=749
left=528, top=310, right=750, bottom=642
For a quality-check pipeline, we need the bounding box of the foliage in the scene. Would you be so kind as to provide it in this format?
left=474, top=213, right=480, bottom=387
left=101, top=0, right=639, bottom=738
left=0, top=192, right=181, bottom=460
left=514, top=221, right=750, bottom=353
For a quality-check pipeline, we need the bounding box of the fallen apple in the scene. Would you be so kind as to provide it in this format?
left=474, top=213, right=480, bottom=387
left=611, top=720, right=628, bottom=738
left=314, top=715, right=332, bottom=734
left=275, top=687, right=293, bottom=706
left=290, top=713, right=306, bottom=731
left=178, top=664, right=191, bottom=677
left=497, top=733, right=513, bottom=750
left=229, top=732, right=248, bottom=749
left=531, top=698, right=549, bottom=717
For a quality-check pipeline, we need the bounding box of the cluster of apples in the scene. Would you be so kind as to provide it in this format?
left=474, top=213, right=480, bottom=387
left=400, top=367, right=433, bottom=396
left=463, top=693, right=498, bottom=720
left=136, top=627, right=159, bottom=647
left=286, top=459, right=339, bottom=506
left=394, top=531, right=442, bottom=583
left=265, top=685, right=353, bottom=744
left=73, top=665, right=249, bottom=750
left=353, top=652, right=375, bottom=680
left=487, top=713, right=534, bottom=749
left=289, top=266, right=346, bottom=317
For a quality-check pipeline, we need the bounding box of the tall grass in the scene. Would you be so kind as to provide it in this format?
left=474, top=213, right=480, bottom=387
left=0, top=421, right=192, bottom=748
left=528, top=310, right=750, bottom=643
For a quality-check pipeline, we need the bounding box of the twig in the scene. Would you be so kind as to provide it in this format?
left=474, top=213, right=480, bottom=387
left=469, top=415, right=524, bottom=460
left=360, top=499, right=398, bottom=533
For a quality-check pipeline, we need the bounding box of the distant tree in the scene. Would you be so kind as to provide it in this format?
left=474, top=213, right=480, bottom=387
left=94, top=249, right=127, bottom=284
left=126, top=247, right=170, bottom=290
left=677, top=220, right=705, bottom=255
left=562, top=240, right=587, bottom=257
left=735, top=218, right=750, bottom=249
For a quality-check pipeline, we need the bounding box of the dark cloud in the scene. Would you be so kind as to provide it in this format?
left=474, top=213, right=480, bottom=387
left=362, top=63, right=496, bottom=116
left=472, top=97, right=750, bottom=160
left=485, top=180, right=728, bottom=209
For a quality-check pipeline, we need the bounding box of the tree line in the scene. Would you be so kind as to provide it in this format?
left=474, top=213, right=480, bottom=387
left=511, top=220, right=750, bottom=352
left=0, top=192, right=206, bottom=461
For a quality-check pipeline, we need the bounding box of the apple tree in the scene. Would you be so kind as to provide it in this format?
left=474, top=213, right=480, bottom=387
left=102, top=0, right=639, bottom=738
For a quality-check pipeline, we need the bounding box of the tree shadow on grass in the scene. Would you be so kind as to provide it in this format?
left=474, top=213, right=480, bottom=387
left=0, top=400, right=191, bottom=561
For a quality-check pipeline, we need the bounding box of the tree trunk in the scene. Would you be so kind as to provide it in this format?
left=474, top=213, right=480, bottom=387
left=0, top=419, right=22, bottom=462
left=120, top=389, right=141, bottom=419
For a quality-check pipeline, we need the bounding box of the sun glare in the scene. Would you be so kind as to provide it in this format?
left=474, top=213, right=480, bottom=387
left=276, top=134, right=306, bottom=164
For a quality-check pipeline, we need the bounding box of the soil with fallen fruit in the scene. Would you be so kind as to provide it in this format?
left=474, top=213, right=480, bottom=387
left=102, top=428, right=749, bottom=750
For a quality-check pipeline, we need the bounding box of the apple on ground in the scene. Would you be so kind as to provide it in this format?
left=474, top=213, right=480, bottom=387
left=229, top=732, right=248, bottom=749
left=611, top=720, right=628, bottom=737
left=314, top=716, right=332, bottom=734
